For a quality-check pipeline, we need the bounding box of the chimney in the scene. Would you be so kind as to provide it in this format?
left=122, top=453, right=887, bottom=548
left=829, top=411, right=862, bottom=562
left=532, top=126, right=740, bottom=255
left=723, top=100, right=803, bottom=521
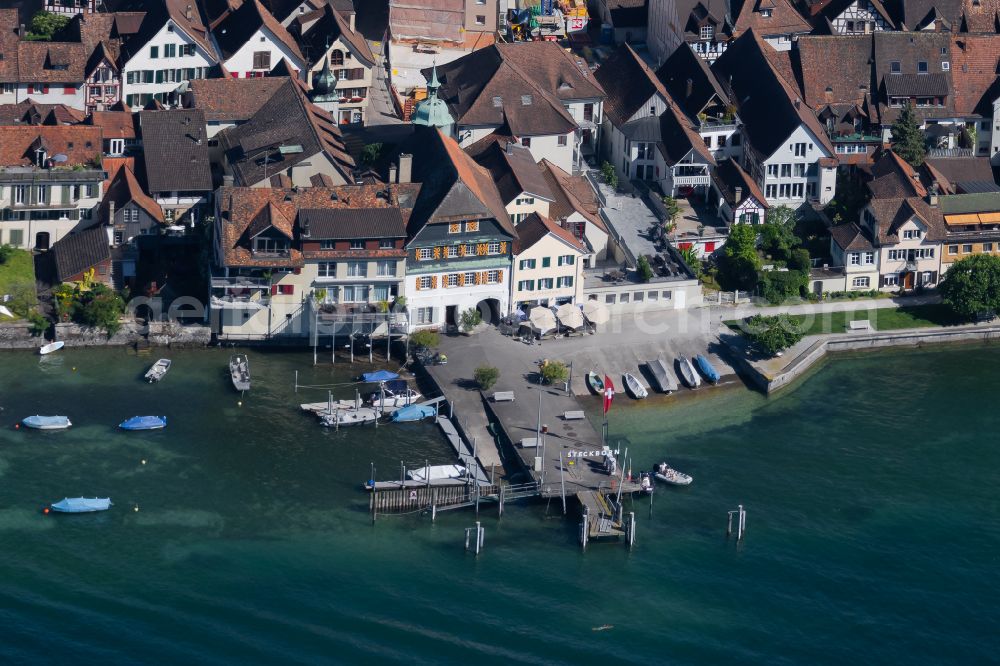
left=108, top=200, right=115, bottom=226
left=685, top=78, right=693, bottom=98
left=734, top=186, right=742, bottom=203
left=301, top=216, right=311, bottom=238
left=349, top=11, right=356, bottom=32
left=794, top=98, right=801, bottom=109
left=185, top=4, right=193, bottom=20
left=398, top=153, right=412, bottom=184
left=505, top=140, right=513, bottom=154
left=389, top=163, right=398, bottom=183
left=18, top=24, right=24, bottom=37
left=223, top=174, right=234, bottom=187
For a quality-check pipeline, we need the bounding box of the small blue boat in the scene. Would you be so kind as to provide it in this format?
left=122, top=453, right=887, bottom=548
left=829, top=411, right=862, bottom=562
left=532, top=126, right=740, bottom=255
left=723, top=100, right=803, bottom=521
left=391, top=404, right=436, bottom=422
left=694, top=355, right=720, bottom=384
left=22, top=415, right=72, bottom=430
left=361, top=370, right=400, bottom=383
left=48, top=497, right=112, bottom=513
left=119, top=415, right=167, bottom=430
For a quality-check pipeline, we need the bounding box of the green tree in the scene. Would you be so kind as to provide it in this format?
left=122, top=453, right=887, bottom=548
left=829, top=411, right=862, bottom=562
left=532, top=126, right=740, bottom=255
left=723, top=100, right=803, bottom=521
left=938, top=254, right=1000, bottom=319
left=72, top=284, right=125, bottom=335
left=636, top=255, right=654, bottom=282
left=758, top=269, right=808, bottom=304
left=26, top=310, right=48, bottom=336
left=459, top=307, right=482, bottom=333
left=760, top=205, right=800, bottom=259
left=600, top=161, right=618, bottom=189
left=0, top=243, right=14, bottom=264
left=409, top=329, right=439, bottom=349
left=677, top=245, right=701, bottom=277
left=474, top=365, right=499, bottom=391
left=6, top=281, right=37, bottom=317
left=717, top=223, right=761, bottom=291
left=742, top=314, right=806, bottom=356
left=890, top=104, right=927, bottom=167
left=360, top=142, right=383, bottom=167
left=538, top=359, right=569, bottom=385
left=26, top=11, right=70, bottom=41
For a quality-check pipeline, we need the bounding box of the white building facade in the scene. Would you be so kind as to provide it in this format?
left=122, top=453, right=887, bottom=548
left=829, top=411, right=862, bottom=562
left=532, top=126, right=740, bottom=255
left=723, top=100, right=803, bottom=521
left=122, top=21, right=217, bottom=108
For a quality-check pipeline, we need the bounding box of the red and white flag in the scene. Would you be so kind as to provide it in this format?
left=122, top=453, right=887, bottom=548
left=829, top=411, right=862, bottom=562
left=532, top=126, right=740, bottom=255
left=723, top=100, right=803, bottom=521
left=603, top=375, right=615, bottom=415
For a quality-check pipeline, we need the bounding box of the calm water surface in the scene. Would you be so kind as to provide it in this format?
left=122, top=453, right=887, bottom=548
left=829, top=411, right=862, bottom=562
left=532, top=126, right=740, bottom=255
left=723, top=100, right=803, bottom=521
left=0, top=345, right=998, bottom=664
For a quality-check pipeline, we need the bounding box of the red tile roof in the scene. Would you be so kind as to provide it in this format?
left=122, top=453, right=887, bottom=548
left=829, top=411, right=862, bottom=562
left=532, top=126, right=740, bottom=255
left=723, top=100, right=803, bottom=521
left=513, top=212, right=587, bottom=254
left=950, top=35, right=1000, bottom=116
left=0, top=125, right=103, bottom=167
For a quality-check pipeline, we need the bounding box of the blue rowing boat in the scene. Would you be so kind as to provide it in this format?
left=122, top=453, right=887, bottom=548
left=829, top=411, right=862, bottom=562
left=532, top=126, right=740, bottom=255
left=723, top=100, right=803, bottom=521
left=48, top=497, right=112, bottom=513
left=119, top=415, right=167, bottom=430
left=361, top=370, right=399, bottom=383
left=391, top=404, right=435, bottom=422
left=694, top=354, right=720, bottom=384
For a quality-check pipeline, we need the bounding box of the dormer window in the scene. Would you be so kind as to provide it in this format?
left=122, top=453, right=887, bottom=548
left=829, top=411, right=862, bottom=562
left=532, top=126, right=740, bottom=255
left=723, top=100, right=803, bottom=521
left=760, top=8, right=772, bottom=16
left=700, top=25, right=713, bottom=40
left=35, top=148, right=47, bottom=167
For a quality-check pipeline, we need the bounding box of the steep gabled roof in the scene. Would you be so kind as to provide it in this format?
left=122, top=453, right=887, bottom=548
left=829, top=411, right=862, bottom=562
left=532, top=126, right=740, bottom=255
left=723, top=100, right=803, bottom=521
left=656, top=41, right=730, bottom=119
left=869, top=196, right=945, bottom=243
left=0, top=9, right=19, bottom=84
left=797, top=35, right=873, bottom=111
left=513, top=212, right=587, bottom=254
left=117, top=0, right=217, bottom=63
left=950, top=35, right=1000, bottom=116
left=468, top=138, right=555, bottom=205
left=50, top=227, right=111, bottom=283
left=868, top=150, right=928, bottom=199
left=889, top=0, right=962, bottom=30
left=87, top=110, right=138, bottom=139
left=0, top=126, right=102, bottom=167
left=296, top=4, right=375, bottom=68
left=181, top=76, right=287, bottom=121
left=714, top=156, right=769, bottom=208
left=406, top=127, right=514, bottom=238
left=713, top=30, right=835, bottom=158
left=425, top=44, right=578, bottom=136
left=214, top=0, right=304, bottom=62
left=813, top=0, right=895, bottom=28
left=138, top=109, right=212, bottom=193
left=538, top=158, right=606, bottom=232
left=830, top=221, right=875, bottom=251
left=595, top=44, right=670, bottom=127
left=873, top=31, right=954, bottom=124
left=733, top=0, right=812, bottom=36
left=495, top=42, right=605, bottom=102
left=100, top=165, right=163, bottom=223
left=217, top=78, right=354, bottom=186
left=17, top=41, right=89, bottom=83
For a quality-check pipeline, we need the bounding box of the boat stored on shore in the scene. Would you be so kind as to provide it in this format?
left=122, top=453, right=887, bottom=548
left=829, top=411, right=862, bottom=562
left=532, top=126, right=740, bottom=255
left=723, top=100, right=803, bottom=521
left=695, top=355, right=720, bottom=384
left=645, top=359, right=678, bottom=393
left=47, top=497, right=111, bottom=513
left=119, top=415, right=167, bottom=431
left=677, top=357, right=701, bottom=389
left=655, top=461, right=693, bottom=486
left=144, top=359, right=171, bottom=383
left=230, top=354, right=250, bottom=391
left=22, top=415, right=71, bottom=430
left=586, top=371, right=605, bottom=394
left=623, top=372, right=648, bottom=399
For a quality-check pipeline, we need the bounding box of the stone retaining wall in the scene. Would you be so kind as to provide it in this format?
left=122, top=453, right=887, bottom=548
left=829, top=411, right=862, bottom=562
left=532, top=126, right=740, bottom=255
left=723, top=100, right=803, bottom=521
left=751, top=325, right=1000, bottom=394
left=0, top=320, right=211, bottom=350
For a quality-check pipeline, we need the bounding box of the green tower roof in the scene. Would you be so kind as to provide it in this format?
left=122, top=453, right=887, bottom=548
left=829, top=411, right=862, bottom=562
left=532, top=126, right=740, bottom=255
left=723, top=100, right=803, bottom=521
left=412, top=65, right=453, bottom=130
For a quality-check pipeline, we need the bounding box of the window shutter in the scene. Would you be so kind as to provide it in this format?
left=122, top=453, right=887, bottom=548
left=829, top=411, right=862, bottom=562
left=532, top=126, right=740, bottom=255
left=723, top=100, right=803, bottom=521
left=457, top=273, right=465, bottom=286
left=352, top=68, right=364, bottom=80
left=878, top=275, right=885, bottom=288
left=415, top=278, right=421, bottom=291
left=930, top=271, right=937, bottom=284
left=497, top=269, right=503, bottom=282
left=42, top=84, right=49, bottom=94
left=430, top=275, right=437, bottom=289
left=61, top=185, right=69, bottom=203
left=270, top=285, right=278, bottom=295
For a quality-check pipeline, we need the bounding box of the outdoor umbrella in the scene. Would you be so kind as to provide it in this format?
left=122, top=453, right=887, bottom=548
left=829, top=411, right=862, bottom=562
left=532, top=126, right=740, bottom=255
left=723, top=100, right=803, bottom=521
left=581, top=300, right=610, bottom=325
left=556, top=303, right=585, bottom=329
left=528, top=306, right=557, bottom=333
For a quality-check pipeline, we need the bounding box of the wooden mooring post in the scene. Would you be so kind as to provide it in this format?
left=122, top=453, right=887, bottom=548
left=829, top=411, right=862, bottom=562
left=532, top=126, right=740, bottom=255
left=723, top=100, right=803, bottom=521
left=580, top=506, right=590, bottom=550
left=626, top=511, right=636, bottom=549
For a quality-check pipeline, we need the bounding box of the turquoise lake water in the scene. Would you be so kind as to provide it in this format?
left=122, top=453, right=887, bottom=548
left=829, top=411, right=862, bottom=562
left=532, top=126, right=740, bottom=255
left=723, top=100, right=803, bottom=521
left=0, top=345, right=998, bottom=664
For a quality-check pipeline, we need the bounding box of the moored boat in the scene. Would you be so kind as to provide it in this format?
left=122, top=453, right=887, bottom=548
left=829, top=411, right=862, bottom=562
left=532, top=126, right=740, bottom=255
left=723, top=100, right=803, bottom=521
left=144, top=358, right=172, bottom=383
left=391, top=404, right=436, bottom=422
left=677, top=357, right=701, bottom=389
left=623, top=372, right=648, bottom=399
left=22, top=415, right=71, bottom=430
left=368, top=381, right=421, bottom=407
left=654, top=461, right=693, bottom=486
left=586, top=371, right=605, bottom=394
left=230, top=354, right=250, bottom=391
left=695, top=354, right=720, bottom=384
left=407, top=464, right=467, bottom=482
left=39, top=341, right=64, bottom=355
left=119, top=415, right=167, bottom=430
left=46, top=497, right=111, bottom=513
left=319, top=408, right=378, bottom=427
left=645, top=359, right=678, bottom=393
left=638, top=471, right=654, bottom=494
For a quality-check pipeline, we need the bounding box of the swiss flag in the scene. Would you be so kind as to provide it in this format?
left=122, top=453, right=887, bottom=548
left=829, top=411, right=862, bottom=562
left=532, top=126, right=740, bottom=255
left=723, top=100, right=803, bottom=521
left=603, top=375, right=615, bottom=415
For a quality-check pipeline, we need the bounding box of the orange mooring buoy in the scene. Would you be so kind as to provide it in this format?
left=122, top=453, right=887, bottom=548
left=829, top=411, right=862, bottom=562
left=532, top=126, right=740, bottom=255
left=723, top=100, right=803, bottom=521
left=42, top=507, right=50, bottom=515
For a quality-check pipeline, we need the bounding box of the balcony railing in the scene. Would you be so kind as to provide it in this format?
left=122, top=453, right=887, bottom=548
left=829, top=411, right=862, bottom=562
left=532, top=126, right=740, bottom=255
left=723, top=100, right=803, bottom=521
left=672, top=174, right=711, bottom=186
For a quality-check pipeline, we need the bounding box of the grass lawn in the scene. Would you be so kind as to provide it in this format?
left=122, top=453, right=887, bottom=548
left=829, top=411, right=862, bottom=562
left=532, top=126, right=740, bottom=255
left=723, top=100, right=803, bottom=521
left=0, top=249, right=36, bottom=319
left=726, top=303, right=963, bottom=336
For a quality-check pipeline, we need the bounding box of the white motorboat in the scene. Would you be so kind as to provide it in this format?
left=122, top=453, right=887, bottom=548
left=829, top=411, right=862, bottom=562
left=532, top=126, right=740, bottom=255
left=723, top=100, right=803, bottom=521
left=144, top=358, right=171, bottom=383
left=230, top=354, right=250, bottom=391
left=623, top=372, right=648, bottom=399
left=319, top=407, right=378, bottom=427
left=654, top=461, right=693, bottom=486
left=677, top=356, right=701, bottom=389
